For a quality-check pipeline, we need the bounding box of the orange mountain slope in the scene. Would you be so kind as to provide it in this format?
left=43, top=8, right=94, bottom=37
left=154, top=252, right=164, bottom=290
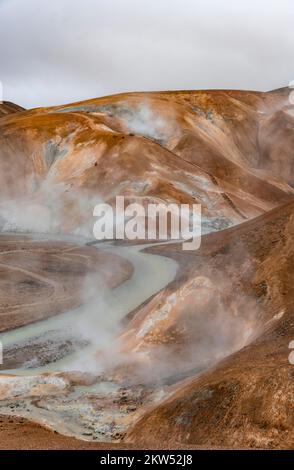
left=0, top=89, right=293, bottom=235
left=125, top=200, right=294, bottom=449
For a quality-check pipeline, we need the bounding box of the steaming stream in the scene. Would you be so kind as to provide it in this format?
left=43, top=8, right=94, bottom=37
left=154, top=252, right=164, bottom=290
left=0, top=236, right=179, bottom=441
left=0, top=238, right=178, bottom=374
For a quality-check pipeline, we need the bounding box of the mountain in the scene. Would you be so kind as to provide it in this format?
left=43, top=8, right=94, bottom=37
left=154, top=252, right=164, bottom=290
left=0, top=101, right=24, bottom=117
left=125, top=200, right=294, bottom=449
left=0, top=87, right=294, bottom=449
left=0, top=89, right=292, bottom=234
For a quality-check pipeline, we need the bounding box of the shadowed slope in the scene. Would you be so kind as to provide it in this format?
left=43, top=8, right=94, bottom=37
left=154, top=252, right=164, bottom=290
left=0, top=101, right=24, bottom=117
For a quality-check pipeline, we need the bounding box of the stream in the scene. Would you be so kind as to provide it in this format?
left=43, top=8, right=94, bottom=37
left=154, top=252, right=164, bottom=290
left=0, top=236, right=178, bottom=440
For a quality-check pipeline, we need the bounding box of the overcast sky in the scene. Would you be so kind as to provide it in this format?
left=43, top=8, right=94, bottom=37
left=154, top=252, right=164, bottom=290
left=0, top=0, right=293, bottom=108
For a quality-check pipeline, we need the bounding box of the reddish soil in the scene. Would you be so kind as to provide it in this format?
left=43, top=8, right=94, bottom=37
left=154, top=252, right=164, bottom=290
left=0, top=415, right=225, bottom=450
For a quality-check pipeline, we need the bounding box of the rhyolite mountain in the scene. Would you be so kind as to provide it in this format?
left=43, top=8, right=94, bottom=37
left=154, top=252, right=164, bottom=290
left=0, top=88, right=293, bottom=234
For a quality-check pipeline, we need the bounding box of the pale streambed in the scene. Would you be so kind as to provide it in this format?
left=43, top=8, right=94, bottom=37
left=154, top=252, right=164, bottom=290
left=0, top=236, right=178, bottom=441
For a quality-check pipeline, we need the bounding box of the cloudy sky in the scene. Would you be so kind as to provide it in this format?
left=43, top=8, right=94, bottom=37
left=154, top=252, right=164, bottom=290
left=0, top=0, right=293, bottom=108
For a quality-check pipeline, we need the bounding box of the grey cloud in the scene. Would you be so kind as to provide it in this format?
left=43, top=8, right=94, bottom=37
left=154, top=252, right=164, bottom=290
left=0, top=0, right=293, bottom=108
